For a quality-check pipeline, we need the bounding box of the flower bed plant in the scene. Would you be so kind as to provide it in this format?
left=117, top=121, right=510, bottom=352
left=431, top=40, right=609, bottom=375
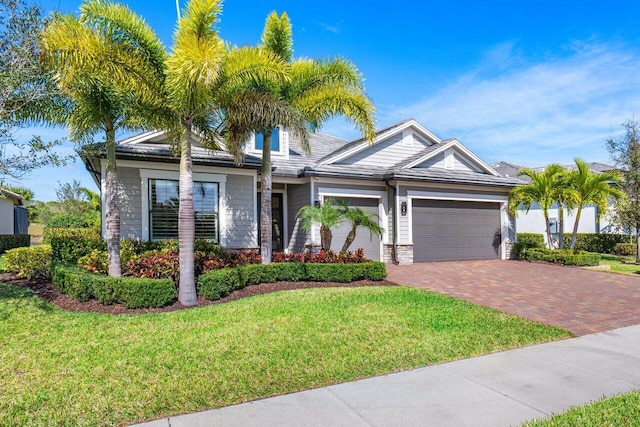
left=521, top=248, right=601, bottom=266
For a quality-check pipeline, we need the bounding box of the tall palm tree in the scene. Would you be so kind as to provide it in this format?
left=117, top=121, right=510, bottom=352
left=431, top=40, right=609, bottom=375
left=568, top=159, right=624, bottom=249
left=509, top=164, right=566, bottom=249
left=223, top=11, right=376, bottom=264
left=39, top=0, right=166, bottom=277
left=297, top=198, right=345, bottom=251
left=339, top=205, right=384, bottom=254
left=163, top=0, right=227, bottom=306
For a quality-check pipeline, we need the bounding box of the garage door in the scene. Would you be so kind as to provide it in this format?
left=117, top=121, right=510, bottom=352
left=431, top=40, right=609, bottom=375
left=412, top=199, right=500, bottom=262
left=329, top=197, right=381, bottom=261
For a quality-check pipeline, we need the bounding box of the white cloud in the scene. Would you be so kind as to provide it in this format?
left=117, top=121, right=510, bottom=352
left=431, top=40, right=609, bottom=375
left=388, top=41, right=640, bottom=167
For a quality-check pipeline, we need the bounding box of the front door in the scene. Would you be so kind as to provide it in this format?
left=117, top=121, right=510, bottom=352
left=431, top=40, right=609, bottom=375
left=257, top=193, right=284, bottom=252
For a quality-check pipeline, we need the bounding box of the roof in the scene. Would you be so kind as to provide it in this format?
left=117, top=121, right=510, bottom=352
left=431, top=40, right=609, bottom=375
left=491, top=161, right=617, bottom=183
left=0, top=188, right=23, bottom=205
left=84, top=121, right=521, bottom=189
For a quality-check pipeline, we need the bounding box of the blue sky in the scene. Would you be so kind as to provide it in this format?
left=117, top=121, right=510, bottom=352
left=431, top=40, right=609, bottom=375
left=13, top=0, right=640, bottom=200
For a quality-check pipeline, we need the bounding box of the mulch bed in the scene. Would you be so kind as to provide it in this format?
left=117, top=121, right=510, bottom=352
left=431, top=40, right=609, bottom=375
left=0, top=272, right=397, bottom=315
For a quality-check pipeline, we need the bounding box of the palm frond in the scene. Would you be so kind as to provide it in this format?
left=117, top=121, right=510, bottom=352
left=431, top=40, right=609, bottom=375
left=260, top=11, right=293, bottom=63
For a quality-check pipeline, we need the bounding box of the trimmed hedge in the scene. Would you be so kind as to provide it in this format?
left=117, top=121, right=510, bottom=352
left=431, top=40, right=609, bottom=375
left=3, top=244, right=52, bottom=279
left=44, top=227, right=106, bottom=264
left=613, top=243, right=637, bottom=256
left=52, top=264, right=175, bottom=308
left=513, top=233, right=545, bottom=259
left=522, top=248, right=601, bottom=266
left=46, top=213, right=89, bottom=228
left=0, top=234, right=30, bottom=254
left=198, top=262, right=387, bottom=301
left=562, top=233, right=636, bottom=254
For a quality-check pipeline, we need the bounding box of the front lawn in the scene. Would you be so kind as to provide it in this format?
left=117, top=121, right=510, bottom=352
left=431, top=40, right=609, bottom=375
left=0, top=283, right=570, bottom=426
left=523, top=391, right=640, bottom=426
left=598, top=253, right=640, bottom=275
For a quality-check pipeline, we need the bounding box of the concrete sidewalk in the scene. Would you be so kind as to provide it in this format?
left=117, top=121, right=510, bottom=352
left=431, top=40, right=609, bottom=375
left=133, top=325, right=640, bottom=427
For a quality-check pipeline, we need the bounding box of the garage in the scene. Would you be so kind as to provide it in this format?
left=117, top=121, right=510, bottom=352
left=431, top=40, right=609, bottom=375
left=412, top=199, right=501, bottom=262
left=329, top=197, right=382, bottom=261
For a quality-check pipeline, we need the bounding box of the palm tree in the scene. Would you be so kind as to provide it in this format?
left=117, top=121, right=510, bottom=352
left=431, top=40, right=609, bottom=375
left=551, top=169, right=578, bottom=249
left=297, top=198, right=345, bottom=251
left=163, top=0, right=227, bottom=306
left=223, top=11, right=376, bottom=264
left=39, top=0, right=166, bottom=277
left=568, top=159, right=624, bottom=249
left=339, top=205, right=384, bottom=253
left=509, top=164, right=566, bottom=249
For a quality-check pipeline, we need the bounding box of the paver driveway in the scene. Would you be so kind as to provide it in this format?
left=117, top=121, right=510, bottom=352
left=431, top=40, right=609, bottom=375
left=386, top=260, right=640, bottom=336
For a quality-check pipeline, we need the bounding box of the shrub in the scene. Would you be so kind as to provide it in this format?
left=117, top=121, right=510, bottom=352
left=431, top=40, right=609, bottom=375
left=52, top=263, right=175, bottom=308
left=51, top=264, right=93, bottom=301
left=44, top=227, right=105, bottom=264
left=124, top=250, right=180, bottom=283
left=522, top=248, right=600, bottom=266
left=77, top=247, right=137, bottom=274
left=613, top=243, right=637, bottom=256
left=197, top=268, right=242, bottom=300
left=194, top=239, right=228, bottom=258
left=562, top=233, right=636, bottom=254
left=3, top=244, right=52, bottom=280
left=516, top=233, right=545, bottom=247
left=271, top=248, right=368, bottom=264
left=46, top=213, right=89, bottom=228
left=0, top=234, right=30, bottom=254
left=197, top=261, right=387, bottom=301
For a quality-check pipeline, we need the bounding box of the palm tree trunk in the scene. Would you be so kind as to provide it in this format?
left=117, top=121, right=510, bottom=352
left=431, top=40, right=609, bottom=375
left=570, top=206, right=583, bottom=250
left=341, top=227, right=356, bottom=253
left=105, top=125, right=121, bottom=277
left=558, top=205, right=565, bottom=249
left=178, top=120, right=197, bottom=306
left=260, top=129, right=273, bottom=264
left=544, top=212, right=553, bottom=249
left=320, top=225, right=332, bottom=251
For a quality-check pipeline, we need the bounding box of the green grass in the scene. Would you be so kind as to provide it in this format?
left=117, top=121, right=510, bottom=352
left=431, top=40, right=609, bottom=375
left=0, top=283, right=570, bottom=426
left=597, top=253, right=640, bottom=275
left=523, top=391, right=640, bottom=426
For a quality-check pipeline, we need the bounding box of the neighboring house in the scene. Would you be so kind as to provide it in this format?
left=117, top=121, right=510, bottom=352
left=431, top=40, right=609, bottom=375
left=492, top=161, right=618, bottom=244
left=82, top=119, right=521, bottom=263
left=0, top=188, right=27, bottom=235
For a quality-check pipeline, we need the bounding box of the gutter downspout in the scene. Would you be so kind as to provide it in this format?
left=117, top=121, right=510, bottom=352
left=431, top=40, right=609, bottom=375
left=385, top=179, right=399, bottom=265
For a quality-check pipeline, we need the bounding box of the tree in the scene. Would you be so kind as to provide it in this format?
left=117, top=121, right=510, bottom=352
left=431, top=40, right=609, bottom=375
left=550, top=169, right=577, bottom=249
left=39, top=0, right=167, bottom=277
left=297, top=198, right=345, bottom=251
left=509, top=164, right=567, bottom=249
left=607, top=118, right=640, bottom=263
left=0, top=0, right=71, bottom=183
left=223, top=11, right=376, bottom=264
left=567, top=158, right=624, bottom=249
left=339, top=205, right=384, bottom=253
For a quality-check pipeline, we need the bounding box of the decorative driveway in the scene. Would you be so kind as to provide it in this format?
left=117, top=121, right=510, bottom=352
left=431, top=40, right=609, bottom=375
left=386, top=260, right=640, bottom=336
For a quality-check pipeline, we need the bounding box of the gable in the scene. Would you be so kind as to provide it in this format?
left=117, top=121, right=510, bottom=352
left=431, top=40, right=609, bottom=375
left=414, top=149, right=482, bottom=173
left=334, top=130, right=432, bottom=167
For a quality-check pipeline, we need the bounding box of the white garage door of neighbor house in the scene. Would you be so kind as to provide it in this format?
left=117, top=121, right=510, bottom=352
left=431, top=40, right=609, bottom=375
left=329, top=197, right=381, bottom=261
left=412, top=199, right=501, bottom=262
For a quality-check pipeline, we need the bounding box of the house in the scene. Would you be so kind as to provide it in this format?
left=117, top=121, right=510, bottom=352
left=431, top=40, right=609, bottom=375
left=82, top=119, right=521, bottom=263
left=0, top=188, right=27, bottom=235
left=491, top=161, right=618, bottom=244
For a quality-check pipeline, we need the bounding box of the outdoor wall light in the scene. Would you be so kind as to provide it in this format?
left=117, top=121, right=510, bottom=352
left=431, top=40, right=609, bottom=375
left=314, top=200, right=321, bottom=208
left=401, top=201, right=407, bottom=216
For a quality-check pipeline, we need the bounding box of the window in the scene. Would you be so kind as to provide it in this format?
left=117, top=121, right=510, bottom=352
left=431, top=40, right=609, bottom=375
left=149, top=179, right=219, bottom=241
left=254, top=127, right=280, bottom=152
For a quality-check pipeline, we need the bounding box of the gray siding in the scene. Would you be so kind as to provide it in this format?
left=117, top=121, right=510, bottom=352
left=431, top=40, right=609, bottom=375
left=117, top=166, right=142, bottom=239
left=226, top=174, right=256, bottom=248
left=0, top=198, right=14, bottom=234
left=287, top=183, right=311, bottom=253
left=453, top=153, right=480, bottom=172
left=417, top=153, right=445, bottom=169
left=335, top=133, right=428, bottom=167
